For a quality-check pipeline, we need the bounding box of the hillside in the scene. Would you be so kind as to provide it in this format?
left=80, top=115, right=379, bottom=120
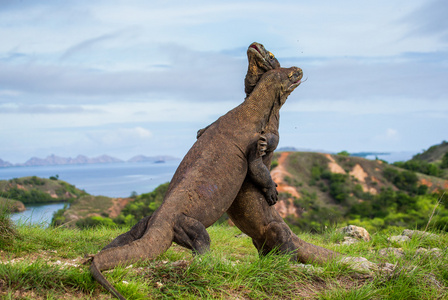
left=413, top=140, right=448, bottom=163
left=0, top=176, right=86, bottom=205
left=52, top=195, right=133, bottom=228
left=392, top=140, right=448, bottom=180
left=271, top=151, right=447, bottom=232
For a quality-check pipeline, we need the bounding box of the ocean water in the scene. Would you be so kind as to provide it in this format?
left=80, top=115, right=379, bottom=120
left=1, top=161, right=180, bottom=226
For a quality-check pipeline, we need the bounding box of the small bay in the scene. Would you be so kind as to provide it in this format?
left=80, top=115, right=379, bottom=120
left=1, top=160, right=180, bottom=226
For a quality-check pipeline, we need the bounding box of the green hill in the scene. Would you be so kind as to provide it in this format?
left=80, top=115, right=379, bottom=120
left=271, top=151, right=447, bottom=233
left=393, top=141, right=448, bottom=179
left=413, top=140, right=448, bottom=163
left=0, top=176, right=86, bottom=205
left=52, top=194, right=134, bottom=228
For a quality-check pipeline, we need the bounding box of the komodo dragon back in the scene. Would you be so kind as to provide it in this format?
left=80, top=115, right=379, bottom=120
left=90, top=66, right=303, bottom=299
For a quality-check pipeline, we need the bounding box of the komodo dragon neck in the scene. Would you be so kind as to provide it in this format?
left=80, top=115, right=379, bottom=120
left=231, top=71, right=282, bottom=134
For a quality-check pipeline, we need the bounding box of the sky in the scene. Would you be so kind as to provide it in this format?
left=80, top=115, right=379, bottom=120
left=1, top=0, right=447, bottom=164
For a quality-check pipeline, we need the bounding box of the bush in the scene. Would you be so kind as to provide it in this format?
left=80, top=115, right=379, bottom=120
left=383, top=167, right=419, bottom=194
left=393, top=159, right=441, bottom=177
left=76, top=216, right=115, bottom=229
left=114, top=182, right=169, bottom=226
left=6, top=187, right=55, bottom=204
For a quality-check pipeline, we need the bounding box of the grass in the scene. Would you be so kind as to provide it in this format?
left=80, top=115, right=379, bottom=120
left=0, top=220, right=447, bottom=299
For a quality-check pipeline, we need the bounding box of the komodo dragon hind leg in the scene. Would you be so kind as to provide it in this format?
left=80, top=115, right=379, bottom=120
left=173, top=214, right=211, bottom=255
left=102, top=215, right=152, bottom=250
left=102, top=214, right=211, bottom=256
left=252, top=221, right=298, bottom=261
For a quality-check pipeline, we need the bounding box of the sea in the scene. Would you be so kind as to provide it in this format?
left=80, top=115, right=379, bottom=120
left=1, top=160, right=180, bottom=227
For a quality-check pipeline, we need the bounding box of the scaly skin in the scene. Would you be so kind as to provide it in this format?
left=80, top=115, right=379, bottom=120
left=227, top=42, right=339, bottom=263
left=90, top=66, right=303, bottom=299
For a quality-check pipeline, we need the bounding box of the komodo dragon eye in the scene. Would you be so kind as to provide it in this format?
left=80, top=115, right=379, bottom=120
left=268, top=52, right=275, bottom=59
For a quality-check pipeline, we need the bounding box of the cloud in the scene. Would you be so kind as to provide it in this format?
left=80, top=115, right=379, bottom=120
left=372, top=128, right=401, bottom=145
left=0, top=103, right=102, bottom=114
left=86, top=126, right=153, bottom=146
left=0, top=45, right=246, bottom=102
left=402, top=0, right=448, bottom=41
left=284, top=52, right=448, bottom=107
left=60, top=32, right=121, bottom=61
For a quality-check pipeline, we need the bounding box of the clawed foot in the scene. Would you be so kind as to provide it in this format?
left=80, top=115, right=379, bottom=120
left=263, top=183, right=278, bottom=206
left=258, top=134, right=268, bottom=157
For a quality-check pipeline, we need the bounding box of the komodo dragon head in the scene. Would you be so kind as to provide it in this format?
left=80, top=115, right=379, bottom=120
left=245, top=42, right=281, bottom=96
left=256, top=66, right=303, bottom=133
left=279, top=66, right=303, bottom=104
left=262, top=66, right=303, bottom=109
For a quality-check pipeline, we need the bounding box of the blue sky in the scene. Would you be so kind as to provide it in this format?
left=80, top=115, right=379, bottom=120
left=1, top=0, right=447, bottom=163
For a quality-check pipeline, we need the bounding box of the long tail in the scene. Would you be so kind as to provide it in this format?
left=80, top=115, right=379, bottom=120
left=90, top=222, right=174, bottom=299
left=90, top=259, right=126, bottom=300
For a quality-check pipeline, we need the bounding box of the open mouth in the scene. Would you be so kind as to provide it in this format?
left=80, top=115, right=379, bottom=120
left=249, top=44, right=261, bottom=54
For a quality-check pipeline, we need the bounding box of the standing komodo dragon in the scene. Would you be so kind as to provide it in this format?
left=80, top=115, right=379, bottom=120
left=198, top=42, right=338, bottom=263
left=226, top=43, right=339, bottom=263
left=90, top=66, right=303, bottom=299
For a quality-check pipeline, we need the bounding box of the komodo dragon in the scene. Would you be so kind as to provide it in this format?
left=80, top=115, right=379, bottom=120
left=200, top=42, right=339, bottom=263
left=90, top=66, right=303, bottom=299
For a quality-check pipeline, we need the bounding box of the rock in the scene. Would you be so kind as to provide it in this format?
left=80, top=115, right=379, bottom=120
left=234, top=233, right=248, bottom=238
left=401, top=229, right=438, bottom=239
left=293, top=263, right=324, bottom=274
left=339, top=256, right=378, bottom=273
left=415, top=248, right=442, bottom=259
left=378, top=247, right=404, bottom=258
left=338, top=225, right=371, bottom=241
left=341, top=236, right=359, bottom=245
left=388, top=235, right=410, bottom=243
left=378, top=262, right=396, bottom=273
left=171, top=260, right=189, bottom=267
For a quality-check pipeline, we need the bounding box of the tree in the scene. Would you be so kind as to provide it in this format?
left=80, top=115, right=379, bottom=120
left=337, top=150, right=350, bottom=157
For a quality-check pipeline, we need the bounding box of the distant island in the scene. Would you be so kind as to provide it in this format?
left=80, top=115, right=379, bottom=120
left=0, top=147, right=423, bottom=168
left=0, top=154, right=179, bottom=168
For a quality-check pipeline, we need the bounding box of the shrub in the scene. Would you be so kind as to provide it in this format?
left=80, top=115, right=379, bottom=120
left=337, top=151, right=350, bottom=156
left=76, top=216, right=115, bottom=229
left=383, top=167, right=419, bottom=194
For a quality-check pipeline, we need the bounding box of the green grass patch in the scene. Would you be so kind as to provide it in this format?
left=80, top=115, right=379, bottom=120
left=0, top=222, right=447, bottom=299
